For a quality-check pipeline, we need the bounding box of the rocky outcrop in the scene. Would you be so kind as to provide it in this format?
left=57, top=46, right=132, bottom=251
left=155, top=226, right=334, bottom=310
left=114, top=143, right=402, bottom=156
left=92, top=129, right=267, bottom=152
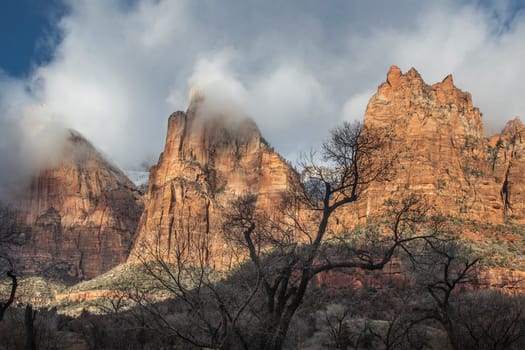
left=347, top=65, right=505, bottom=223
left=129, top=95, right=297, bottom=268
left=129, top=70, right=525, bottom=270
left=488, top=117, right=525, bottom=223
left=479, top=268, right=525, bottom=294
left=0, top=131, right=143, bottom=281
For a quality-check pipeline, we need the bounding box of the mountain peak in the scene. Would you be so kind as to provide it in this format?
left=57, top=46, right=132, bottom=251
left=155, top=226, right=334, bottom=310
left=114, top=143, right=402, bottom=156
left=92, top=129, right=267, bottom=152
left=406, top=67, right=422, bottom=79
left=386, top=65, right=424, bottom=89
left=502, top=116, right=524, bottom=136
left=362, top=65, right=497, bottom=222
left=441, top=74, right=454, bottom=86
left=129, top=99, right=297, bottom=267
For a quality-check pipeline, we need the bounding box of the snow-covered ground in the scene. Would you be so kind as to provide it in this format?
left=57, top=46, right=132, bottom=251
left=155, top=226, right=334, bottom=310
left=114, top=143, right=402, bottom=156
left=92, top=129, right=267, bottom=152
left=124, top=170, right=149, bottom=189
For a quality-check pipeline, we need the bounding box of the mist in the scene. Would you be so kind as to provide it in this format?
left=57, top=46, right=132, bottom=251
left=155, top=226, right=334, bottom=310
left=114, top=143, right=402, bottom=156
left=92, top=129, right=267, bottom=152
left=0, top=0, right=523, bottom=188
left=0, top=98, right=69, bottom=201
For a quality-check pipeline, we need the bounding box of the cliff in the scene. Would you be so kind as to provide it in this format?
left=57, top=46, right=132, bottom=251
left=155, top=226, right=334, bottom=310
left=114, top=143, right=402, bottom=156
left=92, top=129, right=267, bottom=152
left=0, top=65, right=520, bottom=298
left=347, top=65, right=510, bottom=223
left=129, top=70, right=525, bottom=270
left=129, top=95, right=297, bottom=267
left=488, top=117, right=525, bottom=223
left=0, top=131, right=143, bottom=281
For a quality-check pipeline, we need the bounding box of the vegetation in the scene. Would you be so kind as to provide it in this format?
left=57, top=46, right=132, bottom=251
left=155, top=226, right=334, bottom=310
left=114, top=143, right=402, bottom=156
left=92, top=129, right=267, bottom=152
left=1, top=122, right=524, bottom=349
left=1, top=241, right=524, bottom=349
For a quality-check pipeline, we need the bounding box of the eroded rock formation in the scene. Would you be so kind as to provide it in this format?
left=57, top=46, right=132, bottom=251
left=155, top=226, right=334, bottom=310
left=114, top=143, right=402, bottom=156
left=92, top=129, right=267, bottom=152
left=348, top=65, right=515, bottom=224
left=129, top=96, right=297, bottom=268
left=0, top=131, right=143, bottom=281
left=488, top=117, right=525, bottom=223
left=130, top=69, right=525, bottom=272
left=0, top=64, right=517, bottom=294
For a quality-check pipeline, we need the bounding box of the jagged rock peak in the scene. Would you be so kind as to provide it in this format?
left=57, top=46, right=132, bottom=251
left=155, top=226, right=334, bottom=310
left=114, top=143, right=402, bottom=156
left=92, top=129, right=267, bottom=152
left=386, top=65, right=402, bottom=86
left=381, top=65, right=425, bottom=91
left=358, top=65, right=499, bottom=223
left=441, top=74, right=454, bottom=86
left=129, top=94, right=298, bottom=267
left=387, top=64, right=421, bottom=81
left=165, top=104, right=262, bottom=169
left=406, top=67, right=422, bottom=79
left=0, top=128, right=144, bottom=281
left=386, top=65, right=424, bottom=87
left=502, top=116, right=523, bottom=136
left=385, top=65, right=458, bottom=91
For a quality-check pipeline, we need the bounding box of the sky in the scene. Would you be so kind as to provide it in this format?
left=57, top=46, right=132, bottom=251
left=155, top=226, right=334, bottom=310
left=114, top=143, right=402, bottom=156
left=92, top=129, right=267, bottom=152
left=0, top=0, right=524, bottom=196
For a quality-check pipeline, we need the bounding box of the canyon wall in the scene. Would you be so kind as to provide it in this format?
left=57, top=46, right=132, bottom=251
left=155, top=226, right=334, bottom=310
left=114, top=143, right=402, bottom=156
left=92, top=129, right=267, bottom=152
left=129, top=96, right=297, bottom=268
left=0, top=131, right=143, bottom=280
left=3, top=65, right=523, bottom=283
left=347, top=65, right=522, bottom=225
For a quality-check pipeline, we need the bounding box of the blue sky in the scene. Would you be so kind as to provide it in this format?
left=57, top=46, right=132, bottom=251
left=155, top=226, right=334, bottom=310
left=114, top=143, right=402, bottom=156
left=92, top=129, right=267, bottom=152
left=0, top=0, right=67, bottom=77
left=0, top=0, right=524, bottom=194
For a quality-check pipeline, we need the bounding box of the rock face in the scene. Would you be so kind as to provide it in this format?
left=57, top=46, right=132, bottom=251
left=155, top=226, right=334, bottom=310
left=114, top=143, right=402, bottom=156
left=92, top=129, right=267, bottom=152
left=0, top=131, right=143, bottom=281
left=130, top=70, right=525, bottom=271
left=488, top=117, right=525, bottom=223
left=129, top=97, right=296, bottom=268
left=349, top=65, right=515, bottom=224
left=4, top=65, right=516, bottom=283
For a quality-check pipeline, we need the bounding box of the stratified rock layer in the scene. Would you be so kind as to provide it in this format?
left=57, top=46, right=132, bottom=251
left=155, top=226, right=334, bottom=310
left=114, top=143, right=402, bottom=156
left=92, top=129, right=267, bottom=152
left=488, top=117, right=525, bottom=223
left=348, top=65, right=513, bottom=224
left=129, top=101, right=296, bottom=268
left=0, top=131, right=143, bottom=281
left=130, top=68, right=525, bottom=272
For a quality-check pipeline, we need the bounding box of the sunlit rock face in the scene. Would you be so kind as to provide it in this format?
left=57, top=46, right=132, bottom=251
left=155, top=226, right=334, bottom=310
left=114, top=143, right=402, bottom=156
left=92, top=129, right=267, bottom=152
left=488, top=117, right=525, bottom=224
left=129, top=97, right=297, bottom=268
left=343, top=65, right=515, bottom=224
left=0, top=131, right=144, bottom=281
left=130, top=68, right=525, bottom=270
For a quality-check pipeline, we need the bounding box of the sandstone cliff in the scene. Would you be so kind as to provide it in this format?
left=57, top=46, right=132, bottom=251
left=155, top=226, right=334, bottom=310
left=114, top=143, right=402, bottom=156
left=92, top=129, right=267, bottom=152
left=129, top=96, right=296, bottom=268
left=488, top=117, right=525, bottom=223
left=348, top=65, right=510, bottom=223
left=129, top=69, right=525, bottom=270
left=0, top=131, right=143, bottom=281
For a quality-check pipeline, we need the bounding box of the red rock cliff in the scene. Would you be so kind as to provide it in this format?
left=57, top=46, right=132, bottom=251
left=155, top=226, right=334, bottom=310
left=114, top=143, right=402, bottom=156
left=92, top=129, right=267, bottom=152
left=0, top=131, right=144, bottom=281
left=130, top=70, right=525, bottom=270
left=488, top=117, right=525, bottom=223
left=348, top=65, right=505, bottom=223
left=129, top=97, right=297, bottom=268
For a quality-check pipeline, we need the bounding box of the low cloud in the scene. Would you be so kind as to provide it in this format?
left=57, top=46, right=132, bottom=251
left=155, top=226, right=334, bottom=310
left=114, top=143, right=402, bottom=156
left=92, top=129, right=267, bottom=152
left=0, top=99, right=69, bottom=200
left=0, top=0, right=523, bottom=190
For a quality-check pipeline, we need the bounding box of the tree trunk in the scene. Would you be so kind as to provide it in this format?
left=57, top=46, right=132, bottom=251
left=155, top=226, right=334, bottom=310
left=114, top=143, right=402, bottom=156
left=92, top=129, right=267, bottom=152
left=266, top=309, right=297, bottom=350
left=0, top=270, right=17, bottom=321
left=24, top=304, right=37, bottom=350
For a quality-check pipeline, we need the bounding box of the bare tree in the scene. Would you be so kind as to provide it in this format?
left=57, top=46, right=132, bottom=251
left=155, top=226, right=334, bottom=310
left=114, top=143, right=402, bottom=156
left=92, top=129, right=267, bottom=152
left=452, top=290, right=525, bottom=349
left=0, top=205, right=21, bottom=322
left=220, top=122, right=447, bottom=349
left=132, top=206, right=260, bottom=350
left=321, top=304, right=372, bottom=350
left=0, top=258, right=17, bottom=322
left=412, top=239, right=480, bottom=350
left=133, top=121, right=447, bottom=349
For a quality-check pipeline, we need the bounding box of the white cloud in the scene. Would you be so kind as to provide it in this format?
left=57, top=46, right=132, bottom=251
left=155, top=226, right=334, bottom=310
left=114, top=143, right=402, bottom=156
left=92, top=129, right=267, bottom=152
left=0, top=0, right=523, bottom=190
left=187, top=50, right=248, bottom=116
left=341, top=92, right=374, bottom=123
